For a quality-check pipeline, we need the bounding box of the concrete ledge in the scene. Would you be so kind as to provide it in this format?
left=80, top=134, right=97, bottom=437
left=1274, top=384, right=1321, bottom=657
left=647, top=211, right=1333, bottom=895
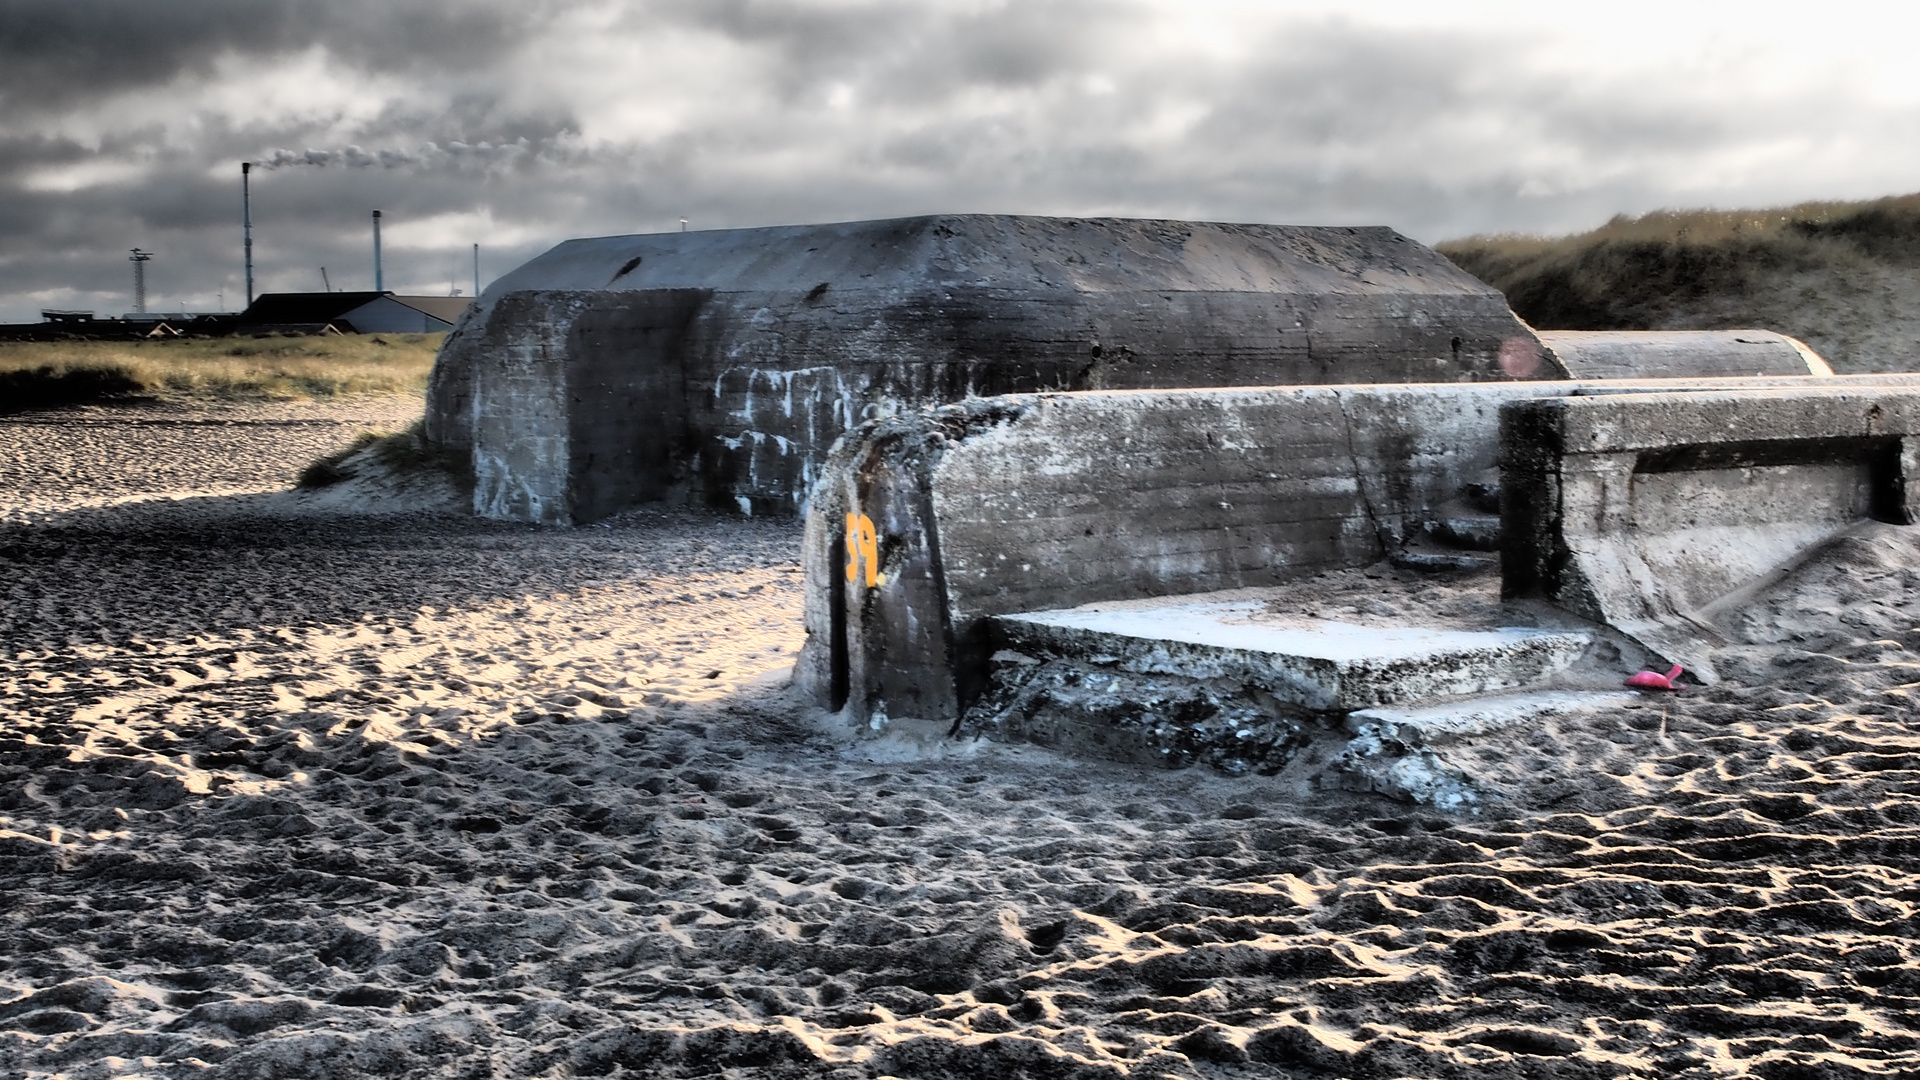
left=995, top=601, right=1592, bottom=712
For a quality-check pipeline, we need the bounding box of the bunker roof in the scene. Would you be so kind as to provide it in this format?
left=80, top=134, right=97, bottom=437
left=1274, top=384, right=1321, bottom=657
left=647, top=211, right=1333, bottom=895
left=479, top=215, right=1506, bottom=303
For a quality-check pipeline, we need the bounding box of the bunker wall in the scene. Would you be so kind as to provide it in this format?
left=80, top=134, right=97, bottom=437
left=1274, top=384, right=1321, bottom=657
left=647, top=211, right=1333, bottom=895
left=462, top=292, right=580, bottom=524
left=428, top=216, right=1845, bottom=527
left=427, top=216, right=1557, bottom=525
left=438, top=285, right=1542, bottom=522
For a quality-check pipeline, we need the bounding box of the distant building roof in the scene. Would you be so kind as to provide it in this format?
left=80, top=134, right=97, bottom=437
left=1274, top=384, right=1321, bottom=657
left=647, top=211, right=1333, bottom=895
left=392, top=296, right=474, bottom=324
left=239, top=292, right=473, bottom=331
left=240, top=292, right=385, bottom=325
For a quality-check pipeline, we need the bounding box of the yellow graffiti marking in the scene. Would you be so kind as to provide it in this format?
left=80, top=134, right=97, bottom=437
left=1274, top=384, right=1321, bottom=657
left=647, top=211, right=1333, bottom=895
left=845, top=512, right=880, bottom=588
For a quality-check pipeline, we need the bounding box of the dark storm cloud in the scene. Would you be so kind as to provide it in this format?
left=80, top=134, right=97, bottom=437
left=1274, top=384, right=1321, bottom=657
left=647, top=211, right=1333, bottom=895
left=0, top=132, right=92, bottom=179
left=0, top=0, right=588, bottom=311
left=641, top=0, right=1120, bottom=102
left=0, top=0, right=546, bottom=114
left=0, top=1, right=1912, bottom=320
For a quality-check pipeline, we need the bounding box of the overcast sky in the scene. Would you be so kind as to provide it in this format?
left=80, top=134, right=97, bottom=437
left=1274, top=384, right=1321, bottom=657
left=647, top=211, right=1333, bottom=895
left=3, top=0, right=1919, bottom=321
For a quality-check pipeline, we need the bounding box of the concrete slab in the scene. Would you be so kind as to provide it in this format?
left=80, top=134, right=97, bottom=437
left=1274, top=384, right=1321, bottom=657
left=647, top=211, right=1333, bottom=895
left=994, top=597, right=1594, bottom=712
left=958, top=566, right=1654, bottom=784
left=1346, top=690, right=1639, bottom=739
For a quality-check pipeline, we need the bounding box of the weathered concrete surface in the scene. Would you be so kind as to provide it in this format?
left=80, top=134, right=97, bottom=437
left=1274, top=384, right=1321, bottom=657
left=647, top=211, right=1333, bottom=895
left=1324, top=724, right=1486, bottom=811
left=798, top=374, right=1920, bottom=726
left=798, top=381, right=1563, bottom=725
left=963, top=599, right=1591, bottom=779
left=1539, top=329, right=1829, bottom=379
left=427, top=216, right=1556, bottom=523
left=959, top=656, right=1310, bottom=776
left=958, top=581, right=1631, bottom=787
left=1501, top=387, right=1920, bottom=677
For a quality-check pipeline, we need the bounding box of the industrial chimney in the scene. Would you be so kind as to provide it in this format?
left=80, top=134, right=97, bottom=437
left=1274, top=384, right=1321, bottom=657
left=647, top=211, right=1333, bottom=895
left=241, top=162, right=254, bottom=306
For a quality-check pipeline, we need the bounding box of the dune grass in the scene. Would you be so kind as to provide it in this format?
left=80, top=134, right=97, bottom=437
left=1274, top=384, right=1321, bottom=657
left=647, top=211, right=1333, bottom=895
left=1438, top=193, right=1920, bottom=332
left=295, top=419, right=468, bottom=491
left=0, top=333, right=442, bottom=411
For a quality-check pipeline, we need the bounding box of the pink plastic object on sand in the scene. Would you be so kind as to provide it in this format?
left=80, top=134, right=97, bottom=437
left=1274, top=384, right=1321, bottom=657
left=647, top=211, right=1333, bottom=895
left=1625, top=663, right=1684, bottom=691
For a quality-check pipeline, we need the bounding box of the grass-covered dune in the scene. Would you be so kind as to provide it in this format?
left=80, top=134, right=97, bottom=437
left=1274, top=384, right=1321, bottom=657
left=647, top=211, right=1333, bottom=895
left=0, top=333, right=441, bottom=412
left=1439, top=194, right=1920, bottom=374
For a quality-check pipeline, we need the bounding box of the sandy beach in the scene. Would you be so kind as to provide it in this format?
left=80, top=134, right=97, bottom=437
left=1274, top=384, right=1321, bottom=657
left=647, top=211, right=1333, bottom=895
left=4, top=396, right=1920, bottom=1079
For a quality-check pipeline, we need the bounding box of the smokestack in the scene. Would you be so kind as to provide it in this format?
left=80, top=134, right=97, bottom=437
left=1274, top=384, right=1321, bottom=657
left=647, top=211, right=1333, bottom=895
left=241, top=162, right=253, bottom=307
left=372, top=209, right=384, bottom=293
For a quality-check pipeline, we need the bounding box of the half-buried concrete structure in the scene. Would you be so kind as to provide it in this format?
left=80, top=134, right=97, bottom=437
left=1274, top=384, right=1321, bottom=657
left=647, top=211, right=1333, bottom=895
left=422, top=212, right=1892, bottom=803
left=424, top=216, right=1825, bottom=525
left=793, top=374, right=1920, bottom=795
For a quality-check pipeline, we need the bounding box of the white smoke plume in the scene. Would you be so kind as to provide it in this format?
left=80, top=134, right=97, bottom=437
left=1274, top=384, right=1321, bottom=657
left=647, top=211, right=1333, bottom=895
left=251, top=138, right=553, bottom=170
left=254, top=145, right=421, bottom=169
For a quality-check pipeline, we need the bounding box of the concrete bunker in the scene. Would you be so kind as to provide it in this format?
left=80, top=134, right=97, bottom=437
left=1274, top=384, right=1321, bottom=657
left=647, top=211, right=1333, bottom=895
left=424, top=215, right=1825, bottom=524
left=1500, top=385, right=1920, bottom=678
left=794, top=374, right=1920, bottom=795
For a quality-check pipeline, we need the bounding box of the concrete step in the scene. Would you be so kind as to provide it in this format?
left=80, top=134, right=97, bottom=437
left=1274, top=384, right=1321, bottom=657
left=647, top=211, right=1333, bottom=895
left=1347, top=689, right=1638, bottom=739
left=1430, top=514, right=1502, bottom=551
left=1392, top=549, right=1496, bottom=573
left=1323, top=693, right=1635, bottom=813
left=1462, top=481, right=1502, bottom=514
left=993, top=598, right=1593, bottom=713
